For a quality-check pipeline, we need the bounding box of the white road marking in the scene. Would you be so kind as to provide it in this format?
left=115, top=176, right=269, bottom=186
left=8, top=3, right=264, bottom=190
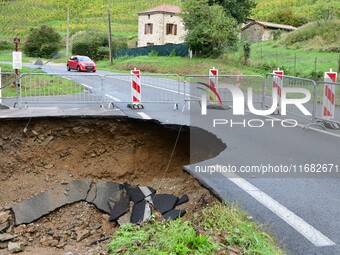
left=137, top=112, right=152, bottom=120
left=81, top=83, right=93, bottom=90
left=225, top=175, right=336, bottom=247
left=105, top=94, right=121, bottom=102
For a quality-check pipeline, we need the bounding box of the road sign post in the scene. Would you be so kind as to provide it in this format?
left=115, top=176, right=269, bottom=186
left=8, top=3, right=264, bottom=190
left=13, top=37, right=21, bottom=77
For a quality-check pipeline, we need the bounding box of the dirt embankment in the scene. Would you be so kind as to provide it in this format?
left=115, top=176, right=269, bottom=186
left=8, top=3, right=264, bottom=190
left=0, top=117, right=225, bottom=255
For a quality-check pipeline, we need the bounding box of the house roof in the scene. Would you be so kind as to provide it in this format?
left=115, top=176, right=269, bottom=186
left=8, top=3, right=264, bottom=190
left=138, top=4, right=181, bottom=15
left=241, top=19, right=297, bottom=31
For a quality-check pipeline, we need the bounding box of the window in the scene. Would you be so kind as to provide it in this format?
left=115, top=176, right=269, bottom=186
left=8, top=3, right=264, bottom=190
left=147, top=43, right=154, bottom=46
left=166, top=23, right=177, bottom=35
left=144, top=23, right=153, bottom=34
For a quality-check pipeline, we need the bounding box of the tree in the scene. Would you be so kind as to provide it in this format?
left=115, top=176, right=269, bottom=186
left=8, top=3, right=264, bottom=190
left=182, top=0, right=237, bottom=57
left=209, top=0, right=257, bottom=24
left=23, top=25, right=61, bottom=58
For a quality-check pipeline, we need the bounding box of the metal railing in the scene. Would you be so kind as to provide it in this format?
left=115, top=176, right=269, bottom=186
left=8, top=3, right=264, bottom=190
left=264, top=74, right=317, bottom=122
left=183, top=75, right=265, bottom=111
left=15, top=73, right=105, bottom=108
left=2, top=70, right=340, bottom=130
left=103, top=73, right=182, bottom=109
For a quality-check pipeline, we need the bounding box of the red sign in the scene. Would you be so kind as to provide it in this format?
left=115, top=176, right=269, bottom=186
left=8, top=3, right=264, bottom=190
left=13, top=37, right=20, bottom=44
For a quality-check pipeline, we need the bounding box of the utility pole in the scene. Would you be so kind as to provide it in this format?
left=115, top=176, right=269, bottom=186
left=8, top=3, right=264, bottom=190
left=107, top=7, right=113, bottom=65
left=66, top=5, right=70, bottom=57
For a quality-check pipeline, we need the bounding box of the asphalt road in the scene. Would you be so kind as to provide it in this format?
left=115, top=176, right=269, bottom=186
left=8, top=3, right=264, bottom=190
left=2, top=62, right=340, bottom=255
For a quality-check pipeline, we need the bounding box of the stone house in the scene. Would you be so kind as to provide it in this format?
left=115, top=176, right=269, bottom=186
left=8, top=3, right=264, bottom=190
left=241, top=19, right=297, bottom=42
left=137, top=4, right=186, bottom=47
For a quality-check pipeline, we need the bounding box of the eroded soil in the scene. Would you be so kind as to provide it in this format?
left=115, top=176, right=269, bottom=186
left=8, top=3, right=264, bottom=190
left=0, top=117, right=221, bottom=255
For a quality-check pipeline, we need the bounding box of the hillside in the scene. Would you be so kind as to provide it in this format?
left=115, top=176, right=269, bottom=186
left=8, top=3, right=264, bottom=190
left=0, top=0, right=339, bottom=41
left=0, top=0, right=180, bottom=40
left=252, top=0, right=340, bottom=26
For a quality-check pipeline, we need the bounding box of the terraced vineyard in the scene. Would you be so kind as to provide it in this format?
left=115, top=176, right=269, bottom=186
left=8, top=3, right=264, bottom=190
left=1, top=0, right=339, bottom=41
left=0, top=0, right=181, bottom=39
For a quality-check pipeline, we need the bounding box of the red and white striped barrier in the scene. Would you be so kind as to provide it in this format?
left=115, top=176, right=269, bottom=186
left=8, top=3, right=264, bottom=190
left=209, top=67, right=218, bottom=100
left=131, top=68, right=141, bottom=104
left=272, top=69, right=284, bottom=107
left=322, top=70, right=337, bottom=119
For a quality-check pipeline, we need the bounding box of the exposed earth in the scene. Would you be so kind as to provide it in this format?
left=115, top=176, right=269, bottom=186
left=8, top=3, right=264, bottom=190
left=0, top=117, right=224, bottom=255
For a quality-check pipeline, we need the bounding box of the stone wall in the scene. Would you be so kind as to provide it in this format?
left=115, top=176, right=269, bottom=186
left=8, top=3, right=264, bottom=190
left=138, top=12, right=186, bottom=47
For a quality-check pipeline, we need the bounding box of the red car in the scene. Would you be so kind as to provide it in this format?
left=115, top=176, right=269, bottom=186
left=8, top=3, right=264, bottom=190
left=67, top=55, right=96, bottom=72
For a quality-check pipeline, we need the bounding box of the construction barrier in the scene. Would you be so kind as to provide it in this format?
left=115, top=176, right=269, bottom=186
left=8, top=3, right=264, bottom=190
left=272, top=69, right=284, bottom=111
left=6, top=70, right=340, bottom=129
left=322, top=70, right=337, bottom=119
left=209, top=68, right=218, bottom=99
left=316, top=80, right=340, bottom=128
left=103, top=73, right=182, bottom=110
left=131, top=69, right=141, bottom=104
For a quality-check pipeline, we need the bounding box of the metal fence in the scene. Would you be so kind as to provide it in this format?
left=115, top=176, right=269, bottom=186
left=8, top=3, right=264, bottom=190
left=4, top=70, right=340, bottom=129
left=0, top=72, right=19, bottom=106
left=264, top=74, right=317, bottom=122
left=16, top=73, right=105, bottom=108
left=103, top=73, right=181, bottom=106
left=183, top=75, right=265, bottom=111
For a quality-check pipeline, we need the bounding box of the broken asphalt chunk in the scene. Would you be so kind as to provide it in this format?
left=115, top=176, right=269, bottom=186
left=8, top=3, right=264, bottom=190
left=176, top=194, right=189, bottom=206
left=109, top=195, right=130, bottom=222
left=152, top=194, right=178, bottom=214
left=90, top=181, right=123, bottom=214
left=11, top=180, right=91, bottom=225
left=127, top=186, right=156, bottom=204
left=130, top=200, right=152, bottom=224
left=0, top=233, right=16, bottom=242
left=0, top=221, right=10, bottom=233
left=163, top=210, right=186, bottom=221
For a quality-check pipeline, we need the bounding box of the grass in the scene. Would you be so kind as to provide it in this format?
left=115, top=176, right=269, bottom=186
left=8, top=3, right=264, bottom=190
left=278, top=20, right=340, bottom=52
left=0, top=63, right=84, bottom=97
left=225, top=41, right=340, bottom=79
left=96, top=55, right=261, bottom=76
left=108, top=203, right=284, bottom=255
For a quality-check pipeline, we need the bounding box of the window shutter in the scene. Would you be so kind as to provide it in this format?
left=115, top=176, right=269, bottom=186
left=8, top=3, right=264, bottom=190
left=174, top=25, right=177, bottom=35
left=150, top=24, right=153, bottom=34
left=144, top=24, right=147, bottom=34
left=166, top=24, right=169, bottom=35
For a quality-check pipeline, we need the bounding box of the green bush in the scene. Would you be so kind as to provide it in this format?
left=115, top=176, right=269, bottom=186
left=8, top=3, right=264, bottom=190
left=97, top=46, right=109, bottom=60
left=71, top=31, right=127, bottom=60
left=23, top=25, right=61, bottom=58
left=71, top=41, right=98, bottom=59
left=112, top=36, right=128, bottom=52
left=0, top=41, right=12, bottom=50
